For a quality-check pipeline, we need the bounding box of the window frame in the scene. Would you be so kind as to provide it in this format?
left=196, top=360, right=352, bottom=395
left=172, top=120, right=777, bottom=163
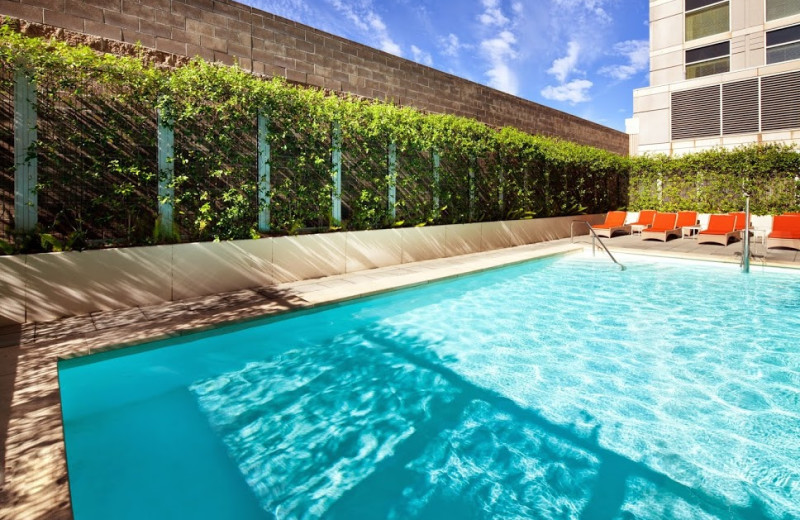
left=765, top=0, right=800, bottom=23
left=685, top=41, right=731, bottom=79
left=685, top=0, right=730, bottom=42
left=766, top=24, right=800, bottom=65
left=685, top=0, right=727, bottom=13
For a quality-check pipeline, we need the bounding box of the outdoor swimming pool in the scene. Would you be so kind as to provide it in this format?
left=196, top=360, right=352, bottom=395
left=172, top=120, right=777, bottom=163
left=59, top=252, right=800, bottom=520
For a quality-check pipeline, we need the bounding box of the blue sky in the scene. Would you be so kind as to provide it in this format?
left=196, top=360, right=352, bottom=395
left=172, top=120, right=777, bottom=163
left=245, top=0, right=650, bottom=132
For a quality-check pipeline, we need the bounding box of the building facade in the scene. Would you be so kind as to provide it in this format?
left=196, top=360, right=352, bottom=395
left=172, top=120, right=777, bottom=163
left=629, top=0, right=800, bottom=155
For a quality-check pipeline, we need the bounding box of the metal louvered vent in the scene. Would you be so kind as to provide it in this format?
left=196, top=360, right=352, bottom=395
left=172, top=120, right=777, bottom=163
left=722, top=79, right=759, bottom=135
left=671, top=85, right=721, bottom=140
left=761, top=71, right=800, bottom=131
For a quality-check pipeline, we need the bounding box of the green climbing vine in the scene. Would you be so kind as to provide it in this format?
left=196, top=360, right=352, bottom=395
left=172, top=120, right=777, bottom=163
left=6, top=24, right=796, bottom=255
left=628, top=145, right=800, bottom=215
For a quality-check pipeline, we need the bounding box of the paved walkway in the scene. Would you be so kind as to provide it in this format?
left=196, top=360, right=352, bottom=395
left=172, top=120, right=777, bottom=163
left=1, top=236, right=798, bottom=519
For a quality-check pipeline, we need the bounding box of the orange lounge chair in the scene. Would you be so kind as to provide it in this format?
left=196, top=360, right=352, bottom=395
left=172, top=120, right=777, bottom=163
left=590, top=211, right=630, bottom=238
left=676, top=210, right=699, bottom=237
left=729, top=212, right=749, bottom=233
left=629, top=210, right=657, bottom=228
left=767, top=215, right=800, bottom=250
left=697, top=214, right=739, bottom=245
left=628, top=210, right=656, bottom=235
left=651, top=210, right=700, bottom=240
left=641, top=212, right=678, bottom=241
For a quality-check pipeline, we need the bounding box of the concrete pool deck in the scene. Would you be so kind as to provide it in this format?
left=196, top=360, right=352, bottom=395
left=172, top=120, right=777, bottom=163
left=1, top=235, right=799, bottom=519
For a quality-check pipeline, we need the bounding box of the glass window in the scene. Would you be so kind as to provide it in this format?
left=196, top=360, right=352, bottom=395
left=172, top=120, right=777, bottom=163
left=685, top=1, right=729, bottom=41
left=767, top=0, right=800, bottom=22
left=767, top=25, right=800, bottom=64
left=686, top=57, right=730, bottom=78
left=686, top=41, right=730, bottom=79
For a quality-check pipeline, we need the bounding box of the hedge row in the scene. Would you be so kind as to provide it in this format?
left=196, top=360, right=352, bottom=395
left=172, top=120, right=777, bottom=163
left=629, top=146, right=800, bottom=215
left=1, top=26, right=799, bottom=254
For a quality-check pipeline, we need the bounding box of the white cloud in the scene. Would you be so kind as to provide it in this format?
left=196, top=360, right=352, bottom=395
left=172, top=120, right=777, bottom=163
left=479, top=0, right=510, bottom=27
left=324, top=0, right=403, bottom=57
left=481, top=30, right=517, bottom=61
left=542, top=40, right=591, bottom=104
left=248, top=0, right=316, bottom=26
left=541, top=79, right=593, bottom=104
left=486, top=62, right=519, bottom=95
left=552, top=0, right=612, bottom=24
left=476, top=1, right=520, bottom=95
left=328, top=0, right=369, bottom=31
left=480, top=30, right=519, bottom=94
left=379, top=38, right=403, bottom=56
left=599, top=39, right=649, bottom=80
left=547, top=40, right=581, bottom=83
left=411, top=45, right=433, bottom=66
left=440, top=33, right=463, bottom=57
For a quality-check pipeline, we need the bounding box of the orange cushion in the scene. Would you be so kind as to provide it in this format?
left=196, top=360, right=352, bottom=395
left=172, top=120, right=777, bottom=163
left=729, top=212, right=747, bottom=231
left=675, top=211, right=697, bottom=228
left=772, top=215, right=800, bottom=233
left=602, top=211, right=627, bottom=227
left=648, top=212, right=677, bottom=232
left=631, top=210, right=656, bottom=226
left=705, top=214, right=736, bottom=233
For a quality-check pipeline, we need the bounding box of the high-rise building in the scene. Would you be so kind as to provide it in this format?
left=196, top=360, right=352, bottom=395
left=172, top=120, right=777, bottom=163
left=629, top=0, right=800, bottom=155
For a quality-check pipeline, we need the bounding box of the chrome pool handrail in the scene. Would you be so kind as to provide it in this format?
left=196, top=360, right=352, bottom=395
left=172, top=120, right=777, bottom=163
left=571, top=220, right=626, bottom=271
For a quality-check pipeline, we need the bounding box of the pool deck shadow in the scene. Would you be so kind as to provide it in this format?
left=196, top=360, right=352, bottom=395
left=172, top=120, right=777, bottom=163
left=1, top=236, right=798, bottom=519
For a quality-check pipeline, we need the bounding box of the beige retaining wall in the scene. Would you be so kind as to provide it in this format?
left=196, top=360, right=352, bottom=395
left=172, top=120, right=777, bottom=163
left=0, top=215, right=602, bottom=325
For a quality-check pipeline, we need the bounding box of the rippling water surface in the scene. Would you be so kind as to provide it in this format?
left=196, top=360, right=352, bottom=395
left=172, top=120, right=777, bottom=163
left=59, top=253, right=800, bottom=520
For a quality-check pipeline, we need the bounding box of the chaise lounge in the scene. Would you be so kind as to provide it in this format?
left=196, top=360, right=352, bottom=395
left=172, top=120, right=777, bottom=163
left=641, top=212, right=678, bottom=241
left=628, top=210, right=657, bottom=234
left=590, top=211, right=630, bottom=238
left=729, top=212, right=750, bottom=232
left=697, top=214, right=739, bottom=245
left=766, top=215, right=800, bottom=250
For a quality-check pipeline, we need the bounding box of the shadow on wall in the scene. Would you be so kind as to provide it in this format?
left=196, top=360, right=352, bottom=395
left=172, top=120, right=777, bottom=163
left=0, top=215, right=608, bottom=326
left=21, top=247, right=173, bottom=323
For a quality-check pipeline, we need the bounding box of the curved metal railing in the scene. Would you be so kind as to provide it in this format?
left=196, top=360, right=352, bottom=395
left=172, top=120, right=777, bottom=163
left=570, top=221, right=626, bottom=271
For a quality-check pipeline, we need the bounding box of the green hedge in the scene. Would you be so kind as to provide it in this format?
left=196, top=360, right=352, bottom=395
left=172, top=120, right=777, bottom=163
left=0, top=25, right=628, bottom=252
left=2, top=25, right=799, bottom=255
left=628, top=146, right=800, bottom=215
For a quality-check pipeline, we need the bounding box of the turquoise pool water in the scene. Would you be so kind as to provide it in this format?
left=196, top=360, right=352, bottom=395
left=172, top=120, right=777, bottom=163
left=59, top=253, right=800, bottom=520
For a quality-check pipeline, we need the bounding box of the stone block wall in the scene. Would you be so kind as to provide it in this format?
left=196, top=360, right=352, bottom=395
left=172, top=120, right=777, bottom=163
left=0, top=0, right=629, bottom=154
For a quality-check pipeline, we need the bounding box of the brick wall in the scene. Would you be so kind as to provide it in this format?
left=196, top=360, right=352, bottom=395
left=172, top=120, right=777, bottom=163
left=0, top=0, right=629, bottom=154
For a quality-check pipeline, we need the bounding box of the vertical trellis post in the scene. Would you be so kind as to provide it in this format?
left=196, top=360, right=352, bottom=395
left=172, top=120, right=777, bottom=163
left=257, top=111, right=271, bottom=232
left=331, top=122, right=342, bottom=224
left=157, top=99, right=175, bottom=234
left=498, top=167, right=505, bottom=214
left=657, top=172, right=663, bottom=206
left=468, top=156, right=476, bottom=222
left=388, top=141, right=397, bottom=221
left=432, top=149, right=440, bottom=211
left=544, top=170, right=551, bottom=216
left=14, top=69, right=37, bottom=232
